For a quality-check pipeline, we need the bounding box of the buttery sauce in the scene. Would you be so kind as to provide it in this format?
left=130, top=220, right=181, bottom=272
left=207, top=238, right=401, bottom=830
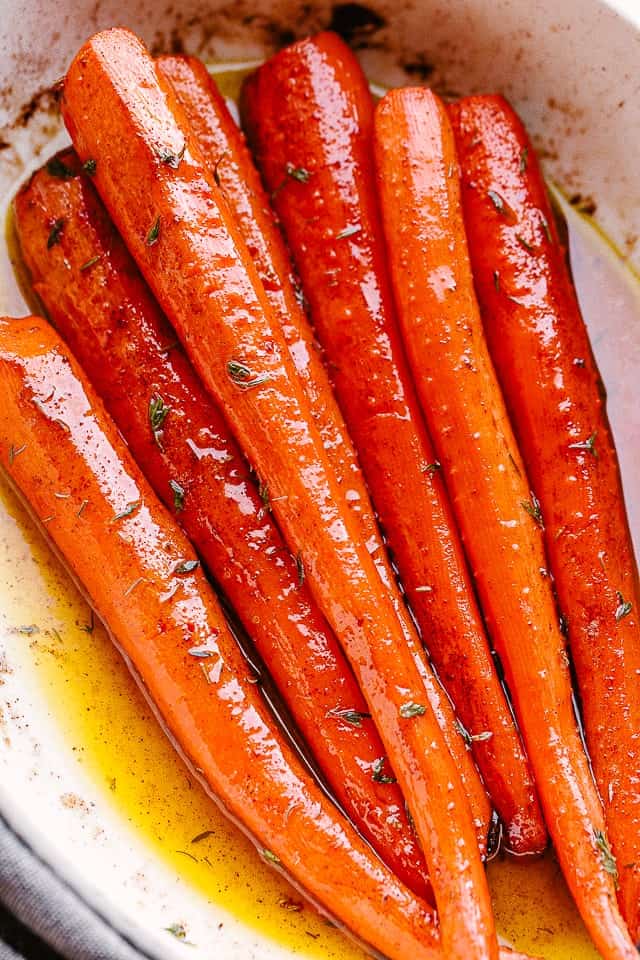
left=2, top=58, right=639, bottom=960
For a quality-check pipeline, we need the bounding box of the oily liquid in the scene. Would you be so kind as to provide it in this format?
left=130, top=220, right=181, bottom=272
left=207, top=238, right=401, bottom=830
left=4, top=61, right=639, bottom=960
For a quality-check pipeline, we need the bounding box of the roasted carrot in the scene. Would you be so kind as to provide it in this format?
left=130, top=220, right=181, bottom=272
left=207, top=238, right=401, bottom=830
left=0, top=313, right=452, bottom=959
left=451, top=93, right=640, bottom=940
left=14, top=148, right=430, bottom=899
left=374, top=85, right=637, bottom=960
left=155, top=50, right=491, bottom=845
left=62, top=29, right=498, bottom=959
left=240, top=32, right=545, bottom=855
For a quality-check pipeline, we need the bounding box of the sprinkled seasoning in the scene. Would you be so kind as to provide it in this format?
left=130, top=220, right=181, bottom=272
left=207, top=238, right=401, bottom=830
left=372, top=757, right=396, bottom=784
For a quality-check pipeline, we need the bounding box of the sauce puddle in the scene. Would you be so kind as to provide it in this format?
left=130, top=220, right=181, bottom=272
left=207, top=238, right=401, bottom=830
left=1, top=59, right=638, bottom=960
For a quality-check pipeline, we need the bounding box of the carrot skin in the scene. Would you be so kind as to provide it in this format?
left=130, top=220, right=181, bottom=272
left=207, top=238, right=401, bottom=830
left=240, top=32, right=545, bottom=855
left=155, top=51, right=492, bottom=848
left=374, top=85, right=638, bottom=960
left=0, top=313, right=442, bottom=960
left=451, top=93, right=640, bottom=941
left=14, top=148, right=431, bottom=899
left=61, top=29, right=498, bottom=959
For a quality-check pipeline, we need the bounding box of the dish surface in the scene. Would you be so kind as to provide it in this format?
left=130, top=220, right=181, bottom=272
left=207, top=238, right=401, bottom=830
left=0, top=3, right=639, bottom=958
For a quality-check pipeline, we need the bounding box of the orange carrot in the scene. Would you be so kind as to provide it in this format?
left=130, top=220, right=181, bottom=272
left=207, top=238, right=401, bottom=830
left=374, top=84, right=637, bottom=960
left=61, top=29, right=498, bottom=959
left=451, top=93, right=640, bottom=940
left=14, top=147, right=430, bottom=898
left=0, top=313, right=440, bottom=960
left=240, top=32, right=545, bottom=855
left=155, top=50, right=491, bottom=845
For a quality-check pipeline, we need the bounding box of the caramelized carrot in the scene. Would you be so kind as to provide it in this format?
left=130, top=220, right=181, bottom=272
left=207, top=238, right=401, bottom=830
left=374, top=85, right=637, bottom=960
left=240, top=32, right=545, bottom=855
left=155, top=51, right=491, bottom=844
left=0, top=313, right=443, bottom=960
left=62, top=29, right=498, bottom=959
left=451, top=93, right=640, bottom=940
left=14, top=148, right=430, bottom=899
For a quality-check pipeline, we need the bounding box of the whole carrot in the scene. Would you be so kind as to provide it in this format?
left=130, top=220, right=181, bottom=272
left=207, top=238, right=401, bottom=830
left=14, top=148, right=430, bottom=899
left=155, top=50, right=491, bottom=844
left=374, top=85, right=637, bottom=960
left=62, top=29, right=498, bottom=959
left=451, top=93, right=640, bottom=940
left=240, top=32, right=544, bottom=855
left=0, top=313, right=440, bottom=960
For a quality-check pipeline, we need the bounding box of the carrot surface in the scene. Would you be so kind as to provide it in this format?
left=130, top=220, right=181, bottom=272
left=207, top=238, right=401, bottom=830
left=0, top=313, right=441, bottom=960
left=451, top=93, right=640, bottom=941
left=61, top=28, right=498, bottom=959
left=374, top=86, right=637, bottom=960
left=240, top=32, right=545, bottom=855
left=14, top=148, right=431, bottom=899
left=155, top=50, right=491, bottom=846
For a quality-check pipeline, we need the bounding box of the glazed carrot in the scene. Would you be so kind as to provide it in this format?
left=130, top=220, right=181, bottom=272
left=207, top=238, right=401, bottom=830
left=374, top=85, right=637, bottom=960
left=451, top=94, right=640, bottom=940
left=155, top=51, right=491, bottom=845
left=14, top=148, right=430, bottom=899
left=62, top=29, right=498, bottom=959
left=0, top=313, right=447, bottom=959
left=240, top=32, right=545, bottom=855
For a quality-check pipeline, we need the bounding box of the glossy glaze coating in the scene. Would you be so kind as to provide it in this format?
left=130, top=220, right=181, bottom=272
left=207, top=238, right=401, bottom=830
left=374, top=86, right=637, bottom=960
left=61, top=29, right=498, bottom=960
left=0, top=314, right=442, bottom=959
left=13, top=149, right=431, bottom=899
left=240, top=32, right=545, bottom=856
left=451, top=94, right=640, bottom=942
left=155, top=52, right=492, bottom=848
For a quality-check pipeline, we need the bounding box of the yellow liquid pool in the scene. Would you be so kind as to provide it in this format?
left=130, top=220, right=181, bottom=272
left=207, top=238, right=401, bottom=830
left=3, top=57, right=639, bottom=960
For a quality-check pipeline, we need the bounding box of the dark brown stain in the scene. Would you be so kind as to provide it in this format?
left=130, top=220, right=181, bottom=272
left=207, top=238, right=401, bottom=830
left=400, top=53, right=435, bottom=83
left=327, top=3, right=386, bottom=47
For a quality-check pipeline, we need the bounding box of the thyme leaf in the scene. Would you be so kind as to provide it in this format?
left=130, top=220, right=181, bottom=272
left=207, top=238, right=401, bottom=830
left=455, top=719, right=493, bottom=745
left=262, top=849, right=281, bottom=865
left=568, top=431, right=598, bottom=459
left=227, top=360, right=271, bottom=390
left=82, top=159, right=97, bottom=176
left=159, top=142, right=186, bottom=168
left=336, top=224, right=361, bottom=240
left=326, top=707, right=372, bottom=727
left=8, top=443, right=26, bottom=465
left=174, top=559, right=200, bottom=575
left=515, top=233, right=535, bottom=253
left=112, top=500, right=140, bottom=522
left=487, top=189, right=508, bottom=215
left=615, top=591, right=633, bottom=622
left=47, top=218, right=65, bottom=248
left=295, top=551, right=305, bottom=587
left=149, top=394, right=171, bottom=448
left=146, top=216, right=161, bottom=246
left=521, top=491, right=544, bottom=528
left=80, top=254, right=101, bottom=272
left=372, top=757, right=396, bottom=784
left=169, top=478, right=185, bottom=512
left=519, top=147, right=529, bottom=173
left=285, top=163, right=310, bottom=183
left=594, top=828, right=618, bottom=886
left=399, top=701, right=426, bottom=719
left=422, top=460, right=441, bottom=474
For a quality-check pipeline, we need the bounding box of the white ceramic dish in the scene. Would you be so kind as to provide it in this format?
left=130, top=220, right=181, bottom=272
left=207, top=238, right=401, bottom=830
left=0, top=2, right=639, bottom=958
